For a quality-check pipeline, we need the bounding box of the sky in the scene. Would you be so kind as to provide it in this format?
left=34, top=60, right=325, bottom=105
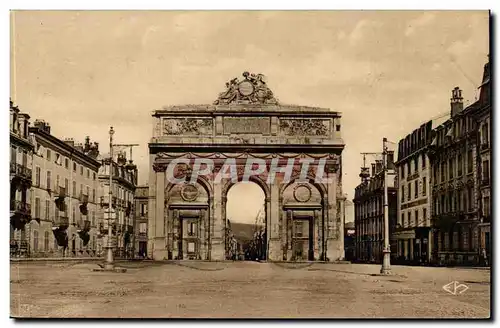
left=10, top=11, right=489, bottom=224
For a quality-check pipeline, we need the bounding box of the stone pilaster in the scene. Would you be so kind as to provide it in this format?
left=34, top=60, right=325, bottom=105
left=211, top=177, right=224, bottom=260
left=268, top=178, right=280, bottom=260
left=200, top=208, right=207, bottom=260
left=314, top=209, right=320, bottom=260
left=326, top=163, right=341, bottom=261
left=152, top=163, right=167, bottom=260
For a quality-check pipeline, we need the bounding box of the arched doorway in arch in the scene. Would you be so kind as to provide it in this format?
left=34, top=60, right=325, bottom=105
left=224, top=180, right=268, bottom=261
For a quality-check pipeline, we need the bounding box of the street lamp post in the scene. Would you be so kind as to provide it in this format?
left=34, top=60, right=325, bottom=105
left=104, top=126, right=115, bottom=270
left=380, top=137, right=392, bottom=275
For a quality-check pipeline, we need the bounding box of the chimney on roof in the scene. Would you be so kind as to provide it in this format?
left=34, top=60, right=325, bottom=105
left=371, top=163, right=376, bottom=177
left=64, top=138, right=75, bottom=148
left=450, top=87, right=463, bottom=117
left=34, top=119, right=51, bottom=134
left=75, top=143, right=84, bottom=152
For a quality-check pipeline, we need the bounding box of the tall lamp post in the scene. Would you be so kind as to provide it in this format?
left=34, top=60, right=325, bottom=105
left=380, top=137, right=391, bottom=275
left=104, top=126, right=115, bottom=270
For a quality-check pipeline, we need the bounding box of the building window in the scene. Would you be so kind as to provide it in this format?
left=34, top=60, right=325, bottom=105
left=86, top=186, right=90, bottom=196
left=457, top=154, right=463, bottom=176
left=44, top=231, right=50, bottom=251
left=93, top=172, right=96, bottom=180
left=467, top=188, right=473, bottom=211
left=408, top=211, right=412, bottom=227
left=401, top=212, right=405, bottom=227
left=46, top=149, right=51, bottom=161
left=441, top=162, right=446, bottom=182
left=65, top=158, right=69, bottom=169
left=483, top=196, right=490, bottom=217
left=32, top=230, right=39, bottom=252
left=87, top=169, right=90, bottom=178
left=414, top=180, right=418, bottom=198
left=73, top=181, right=77, bottom=197
left=414, top=156, right=419, bottom=172
left=73, top=162, right=77, bottom=172
left=423, top=208, right=427, bottom=226
left=140, top=203, right=148, bottom=216
left=34, top=197, right=41, bottom=219
left=65, top=178, right=69, bottom=193
left=11, top=146, right=17, bottom=164
left=415, top=210, right=419, bottom=226
left=482, top=123, right=489, bottom=145
left=46, top=171, right=51, bottom=190
left=467, top=150, right=473, bottom=173
left=407, top=162, right=411, bottom=176
left=422, top=177, right=426, bottom=196
left=35, top=167, right=41, bottom=186
left=408, top=184, right=411, bottom=201
left=401, top=165, right=405, bottom=179
left=422, top=153, right=426, bottom=168
left=92, top=189, right=96, bottom=203
left=91, top=211, right=95, bottom=226
left=448, top=158, right=454, bottom=179
left=72, top=207, right=76, bottom=224
left=482, top=160, right=490, bottom=182
left=139, top=222, right=147, bottom=233
left=441, top=195, right=445, bottom=213
left=45, top=200, right=50, bottom=220
left=80, top=165, right=84, bottom=176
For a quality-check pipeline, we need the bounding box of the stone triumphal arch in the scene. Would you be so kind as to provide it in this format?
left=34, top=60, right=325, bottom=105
left=148, top=72, right=346, bottom=262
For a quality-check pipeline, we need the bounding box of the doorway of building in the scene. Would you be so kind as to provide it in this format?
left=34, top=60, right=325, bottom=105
left=178, top=215, right=201, bottom=260
left=291, top=215, right=314, bottom=261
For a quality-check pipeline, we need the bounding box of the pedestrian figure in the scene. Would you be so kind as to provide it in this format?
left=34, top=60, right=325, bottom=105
left=482, top=248, right=488, bottom=266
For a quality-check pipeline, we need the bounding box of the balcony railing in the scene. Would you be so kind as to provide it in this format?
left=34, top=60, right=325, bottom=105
left=53, top=216, right=69, bottom=228
left=10, top=200, right=31, bottom=215
left=10, top=162, right=32, bottom=181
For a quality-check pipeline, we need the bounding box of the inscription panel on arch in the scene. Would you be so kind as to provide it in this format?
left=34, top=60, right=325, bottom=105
left=223, top=117, right=271, bottom=135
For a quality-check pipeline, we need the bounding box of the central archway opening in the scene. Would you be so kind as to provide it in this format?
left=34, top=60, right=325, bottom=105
left=226, top=181, right=266, bottom=261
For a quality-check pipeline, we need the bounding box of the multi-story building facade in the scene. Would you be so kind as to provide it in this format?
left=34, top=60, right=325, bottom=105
left=428, top=57, right=490, bottom=266
left=29, top=120, right=101, bottom=257
left=473, top=59, right=491, bottom=263
left=10, top=100, right=35, bottom=256
left=134, top=185, right=149, bottom=258
left=393, top=121, right=433, bottom=264
left=354, top=152, right=397, bottom=263
left=97, top=151, right=138, bottom=259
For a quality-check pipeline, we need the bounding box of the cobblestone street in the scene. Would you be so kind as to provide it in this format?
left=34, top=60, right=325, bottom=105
left=10, top=261, right=490, bottom=318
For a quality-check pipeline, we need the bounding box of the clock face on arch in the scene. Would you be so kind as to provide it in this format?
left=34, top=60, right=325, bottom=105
left=238, top=80, right=255, bottom=96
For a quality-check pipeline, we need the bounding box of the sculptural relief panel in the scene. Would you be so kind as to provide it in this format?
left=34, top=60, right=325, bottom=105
left=163, top=118, right=213, bottom=136
left=223, top=117, right=271, bottom=135
left=279, top=118, right=331, bottom=137
left=167, top=181, right=209, bottom=204
left=282, top=182, right=322, bottom=205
